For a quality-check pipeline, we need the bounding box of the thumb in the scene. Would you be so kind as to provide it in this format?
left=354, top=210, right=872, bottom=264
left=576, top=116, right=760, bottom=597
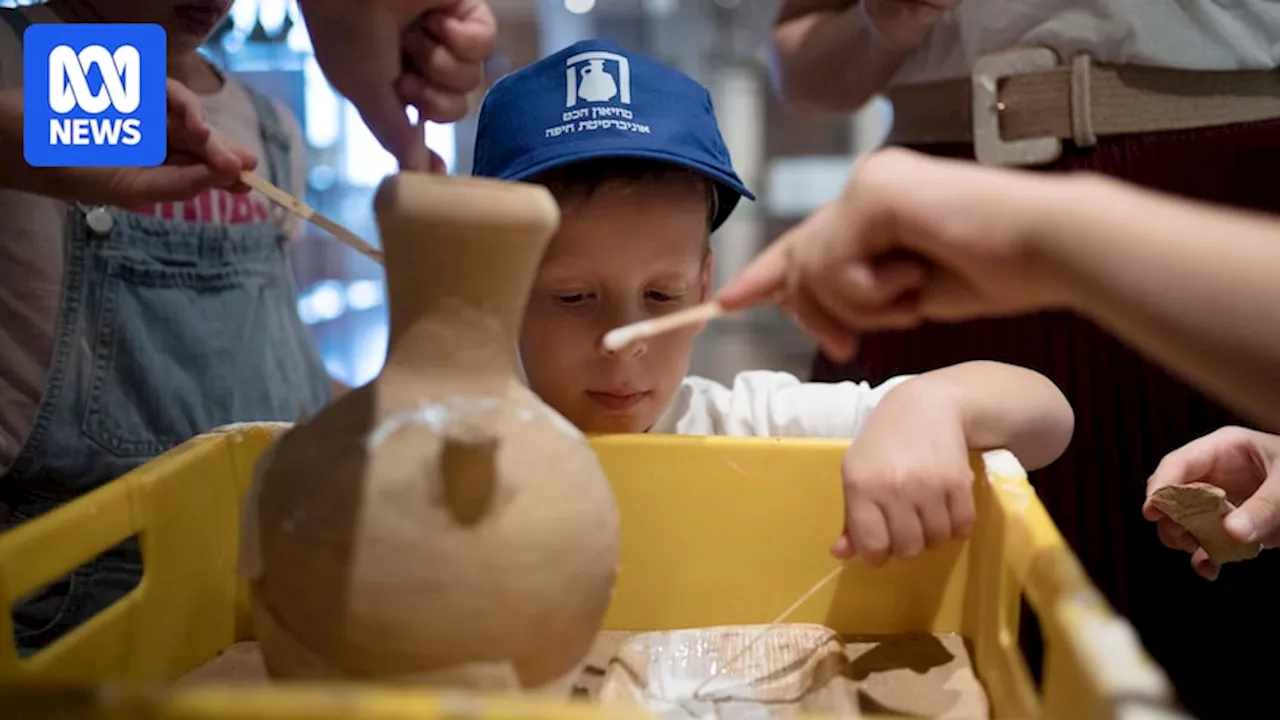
left=716, top=233, right=793, bottom=312
left=1143, top=437, right=1218, bottom=521
left=1225, top=470, right=1280, bottom=548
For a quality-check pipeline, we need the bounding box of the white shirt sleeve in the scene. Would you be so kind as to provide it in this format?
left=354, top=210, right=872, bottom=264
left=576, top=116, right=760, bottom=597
left=653, top=370, right=916, bottom=439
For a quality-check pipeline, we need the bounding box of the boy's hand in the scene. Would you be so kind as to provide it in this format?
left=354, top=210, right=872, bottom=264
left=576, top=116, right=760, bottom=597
left=1144, top=426, right=1280, bottom=580
left=862, top=0, right=960, bottom=53
left=834, top=378, right=976, bottom=565
left=717, top=149, right=1066, bottom=363
left=301, top=0, right=496, bottom=172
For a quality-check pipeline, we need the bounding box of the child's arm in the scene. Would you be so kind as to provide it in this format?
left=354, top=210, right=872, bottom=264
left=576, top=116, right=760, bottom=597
left=836, top=361, right=1073, bottom=565
left=907, top=360, right=1074, bottom=472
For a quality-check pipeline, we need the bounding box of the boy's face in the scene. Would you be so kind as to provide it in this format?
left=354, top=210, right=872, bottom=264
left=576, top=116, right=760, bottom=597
left=521, top=183, right=712, bottom=434
left=83, top=1, right=233, bottom=55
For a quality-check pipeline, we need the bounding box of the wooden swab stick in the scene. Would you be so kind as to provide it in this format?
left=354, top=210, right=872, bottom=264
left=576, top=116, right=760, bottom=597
left=690, top=563, right=846, bottom=701
left=239, top=171, right=384, bottom=264
left=602, top=289, right=790, bottom=353
left=602, top=300, right=726, bottom=352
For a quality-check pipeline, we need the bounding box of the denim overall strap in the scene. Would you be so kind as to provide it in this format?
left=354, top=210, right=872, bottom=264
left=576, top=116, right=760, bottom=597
left=1, top=34, right=332, bottom=652
left=242, top=86, right=290, bottom=190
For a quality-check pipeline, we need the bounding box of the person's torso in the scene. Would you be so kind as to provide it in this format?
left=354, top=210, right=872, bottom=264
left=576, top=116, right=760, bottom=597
left=0, top=6, right=327, bottom=487
left=651, top=371, right=910, bottom=438
left=891, top=0, right=1280, bottom=86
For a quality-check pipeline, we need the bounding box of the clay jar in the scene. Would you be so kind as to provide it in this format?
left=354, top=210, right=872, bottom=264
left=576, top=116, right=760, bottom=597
left=242, top=173, right=621, bottom=693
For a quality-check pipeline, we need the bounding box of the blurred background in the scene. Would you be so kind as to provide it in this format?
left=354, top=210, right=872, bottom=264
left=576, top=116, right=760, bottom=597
left=18, top=0, right=897, bottom=387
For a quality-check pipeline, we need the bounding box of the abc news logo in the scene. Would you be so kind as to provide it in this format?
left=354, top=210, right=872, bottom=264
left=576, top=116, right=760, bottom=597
left=48, top=43, right=143, bottom=146
left=23, top=23, right=166, bottom=167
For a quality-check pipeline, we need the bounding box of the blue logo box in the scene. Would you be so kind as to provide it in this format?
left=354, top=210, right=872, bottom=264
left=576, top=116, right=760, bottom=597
left=23, top=23, right=167, bottom=168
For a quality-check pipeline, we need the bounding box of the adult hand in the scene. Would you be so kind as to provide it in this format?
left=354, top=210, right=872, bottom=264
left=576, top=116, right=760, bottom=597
left=717, top=148, right=1069, bottom=362
left=300, top=0, right=497, bottom=172
left=1143, top=427, right=1280, bottom=580
left=861, top=0, right=960, bottom=53
left=6, top=79, right=257, bottom=206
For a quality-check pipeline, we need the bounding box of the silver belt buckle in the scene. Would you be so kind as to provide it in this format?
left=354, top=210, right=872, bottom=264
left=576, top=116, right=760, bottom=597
left=971, top=47, right=1063, bottom=166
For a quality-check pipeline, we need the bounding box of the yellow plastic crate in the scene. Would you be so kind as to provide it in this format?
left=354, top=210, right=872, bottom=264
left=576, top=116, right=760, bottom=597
left=0, top=423, right=1181, bottom=719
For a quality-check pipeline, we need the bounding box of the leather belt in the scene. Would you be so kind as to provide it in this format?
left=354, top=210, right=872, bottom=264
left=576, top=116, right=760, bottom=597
left=884, top=47, right=1280, bottom=166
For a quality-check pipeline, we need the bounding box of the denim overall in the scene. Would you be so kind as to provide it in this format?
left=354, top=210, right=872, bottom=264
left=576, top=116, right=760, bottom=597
left=0, top=9, right=331, bottom=654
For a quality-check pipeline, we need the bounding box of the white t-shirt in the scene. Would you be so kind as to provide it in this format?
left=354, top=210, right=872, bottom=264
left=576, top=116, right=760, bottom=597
left=652, top=371, right=914, bottom=438
left=892, top=1, right=1280, bottom=86
left=0, top=5, right=306, bottom=474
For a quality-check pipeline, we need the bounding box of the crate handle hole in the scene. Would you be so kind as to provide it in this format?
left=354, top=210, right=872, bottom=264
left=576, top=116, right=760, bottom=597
left=10, top=533, right=142, bottom=658
left=1018, top=591, right=1045, bottom=692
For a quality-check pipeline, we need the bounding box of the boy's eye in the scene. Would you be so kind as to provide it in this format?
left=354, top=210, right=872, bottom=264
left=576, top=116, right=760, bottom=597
left=554, top=293, right=591, bottom=306
left=646, top=290, right=680, bottom=303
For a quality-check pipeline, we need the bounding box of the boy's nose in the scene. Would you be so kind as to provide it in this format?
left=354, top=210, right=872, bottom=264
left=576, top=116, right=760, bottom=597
left=600, top=303, right=649, bottom=358
left=599, top=334, right=647, bottom=359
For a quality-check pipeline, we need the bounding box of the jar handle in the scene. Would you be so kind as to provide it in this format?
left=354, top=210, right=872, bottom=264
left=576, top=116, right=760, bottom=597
left=439, top=415, right=501, bottom=525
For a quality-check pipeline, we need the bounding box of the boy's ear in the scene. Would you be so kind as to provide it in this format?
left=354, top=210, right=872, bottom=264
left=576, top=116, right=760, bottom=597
left=700, top=249, right=713, bottom=303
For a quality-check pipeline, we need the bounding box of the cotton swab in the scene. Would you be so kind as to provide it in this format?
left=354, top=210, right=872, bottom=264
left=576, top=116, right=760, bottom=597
left=239, top=171, right=385, bottom=264
left=602, top=300, right=727, bottom=352
left=602, top=287, right=792, bottom=353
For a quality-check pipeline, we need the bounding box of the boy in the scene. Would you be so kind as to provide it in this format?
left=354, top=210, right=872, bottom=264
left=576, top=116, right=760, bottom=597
left=0, top=1, right=331, bottom=654
left=473, top=39, right=1075, bottom=567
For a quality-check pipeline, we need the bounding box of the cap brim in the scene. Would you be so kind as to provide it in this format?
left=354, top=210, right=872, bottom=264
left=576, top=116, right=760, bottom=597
left=496, top=147, right=755, bottom=231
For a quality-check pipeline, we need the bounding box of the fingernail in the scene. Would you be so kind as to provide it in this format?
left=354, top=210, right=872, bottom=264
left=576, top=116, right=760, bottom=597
left=830, top=536, right=852, bottom=558
left=1225, top=512, right=1256, bottom=542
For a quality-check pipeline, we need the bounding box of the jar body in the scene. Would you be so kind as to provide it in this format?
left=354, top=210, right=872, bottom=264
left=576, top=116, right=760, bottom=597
left=249, top=377, right=621, bottom=690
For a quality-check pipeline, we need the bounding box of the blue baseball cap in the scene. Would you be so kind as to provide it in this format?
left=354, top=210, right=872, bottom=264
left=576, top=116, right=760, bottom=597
left=473, top=38, right=754, bottom=232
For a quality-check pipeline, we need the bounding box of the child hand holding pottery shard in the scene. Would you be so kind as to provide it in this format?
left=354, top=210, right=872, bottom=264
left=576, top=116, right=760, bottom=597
left=1144, top=427, right=1280, bottom=581
left=472, top=40, right=1074, bottom=565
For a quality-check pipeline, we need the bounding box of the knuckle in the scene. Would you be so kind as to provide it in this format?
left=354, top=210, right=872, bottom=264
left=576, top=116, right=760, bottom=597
left=864, top=535, right=889, bottom=555
left=840, top=464, right=871, bottom=493
left=857, top=535, right=889, bottom=562
left=943, top=468, right=973, bottom=491
left=889, top=473, right=923, bottom=504
left=1215, top=425, right=1249, bottom=440
left=1211, top=425, right=1257, bottom=448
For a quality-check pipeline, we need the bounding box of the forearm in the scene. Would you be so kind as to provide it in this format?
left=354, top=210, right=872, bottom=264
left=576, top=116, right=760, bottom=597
left=1034, top=175, right=1280, bottom=431
left=911, top=361, right=1074, bottom=470
left=770, top=1, right=910, bottom=113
